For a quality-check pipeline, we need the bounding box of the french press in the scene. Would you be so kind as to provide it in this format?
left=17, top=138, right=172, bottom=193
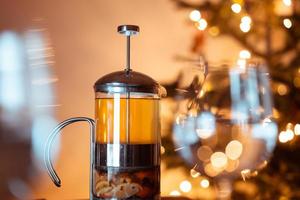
left=44, top=25, right=166, bottom=200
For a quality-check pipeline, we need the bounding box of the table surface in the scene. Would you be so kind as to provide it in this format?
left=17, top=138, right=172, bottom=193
left=35, top=194, right=192, bottom=199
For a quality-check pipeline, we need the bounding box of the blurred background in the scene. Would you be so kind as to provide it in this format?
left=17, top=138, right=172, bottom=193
left=0, top=0, right=300, bottom=199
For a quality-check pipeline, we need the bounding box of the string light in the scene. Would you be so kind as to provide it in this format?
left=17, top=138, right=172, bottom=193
left=283, top=18, right=292, bottom=29
left=283, top=0, right=292, bottom=6
left=240, top=22, right=251, bottom=33
left=197, top=19, right=208, bottom=30
left=279, top=131, right=289, bottom=143
left=161, top=146, right=165, bottom=154
left=286, top=129, right=294, bottom=141
left=179, top=180, right=192, bottom=193
left=200, top=179, right=210, bottom=188
left=240, top=16, right=252, bottom=33
left=169, top=190, right=181, bottom=196
left=239, top=50, right=251, bottom=59
left=279, top=129, right=294, bottom=143
left=231, top=3, right=242, bottom=13
left=241, top=16, right=252, bottom=24
left=294, top=124, right=300, bottom=135
left=286, top=122, right=293, bottom=129
left=189, top=10, right=201, bottom=22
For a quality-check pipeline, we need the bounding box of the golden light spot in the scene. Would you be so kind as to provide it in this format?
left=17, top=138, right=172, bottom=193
left=197, top=89, right=205, bottom=98
left=200, top=179, right=210, bottom=188
left=277, top=84, right=288, bottom=95
left=225, top=159, right=239, bottom=172
left=286, top=129, right=295, bottom=141
left=294, top=124, right=300, bottom=135
left=169, top=190, right=181, bottom=196
left=161, top=146, right=165, bottom=154
left=208, top=26, right=220, bottom=37
left=225, top=140, right=243, bottom=160
left=286, top=122, right=293, bottom=129
left=204, top=163, right=220, bottom=177
left=273, top=108, right=280, bottom=119
left=240, top=16, right=251, bottom=33
left=210, top=152, right=228, bottom=169
left=293, top=77, right=300, bottom=88
left=278, top=130, right=294, bottom=143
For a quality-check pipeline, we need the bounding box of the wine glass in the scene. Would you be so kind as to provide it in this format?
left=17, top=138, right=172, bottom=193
left=172, top=60, right=277, bottom=199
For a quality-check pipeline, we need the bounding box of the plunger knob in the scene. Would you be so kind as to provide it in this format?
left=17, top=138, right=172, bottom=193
left=117, top=25, right=139, bottom=36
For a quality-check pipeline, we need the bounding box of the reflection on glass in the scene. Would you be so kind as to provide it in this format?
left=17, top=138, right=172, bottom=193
left=0, top=32, right=25, bottom=115
left=0, top=19, right=57, bottom=199
left=172, top=62, right=277, bottom=199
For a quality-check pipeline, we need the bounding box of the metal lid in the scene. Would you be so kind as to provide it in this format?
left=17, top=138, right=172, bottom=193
left=94, top=25, right=166, bottom=97
left=94, top=70, right=165, bottom=96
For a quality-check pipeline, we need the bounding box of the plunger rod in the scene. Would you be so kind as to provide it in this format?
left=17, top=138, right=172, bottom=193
left=126, top=36, right=131, bottom=72
left=117, top=24, right=139, bottom=72
left=117, top=25, right=139, bottom=144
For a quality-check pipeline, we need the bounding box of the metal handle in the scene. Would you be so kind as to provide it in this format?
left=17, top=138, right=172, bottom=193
left=44, top=117, right=95, bottom=187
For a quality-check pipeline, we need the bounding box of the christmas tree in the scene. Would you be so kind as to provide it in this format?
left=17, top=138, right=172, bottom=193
left=161, top=0, right=300, bottom=199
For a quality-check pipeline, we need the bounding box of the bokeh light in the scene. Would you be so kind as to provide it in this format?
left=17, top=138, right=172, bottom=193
left=294, top=124, right=300, bottom=135
left=210, top=152, right=228, bottom=169
left=239, top=50, right=251, bottom=59
left=179, top=180, right=192, bottom=193
left=283, top=18, right=292, bottom=29
left=197, top=19, right=208, bottom=30
left=200, top=179, right=210, bottom=188
left=279, top=130, right=294, bottom=143
left=240, top=22, right=251, bottom=33
left=169, top=190, right=181, bottom=196
left=241, top=16, right=252, bottom=24
left=231, top=3, right=242, bottom=13
left=283, top=0, right=292, bottom=6
left=225, top=140, right=243, bottom=160
left=208, top=26, right=220, bottom=36
left=277, top=84, right=288, bottom=95
left=197, top=145, right=213, bottom=162
left=189, top=10, right=201, bottom=22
